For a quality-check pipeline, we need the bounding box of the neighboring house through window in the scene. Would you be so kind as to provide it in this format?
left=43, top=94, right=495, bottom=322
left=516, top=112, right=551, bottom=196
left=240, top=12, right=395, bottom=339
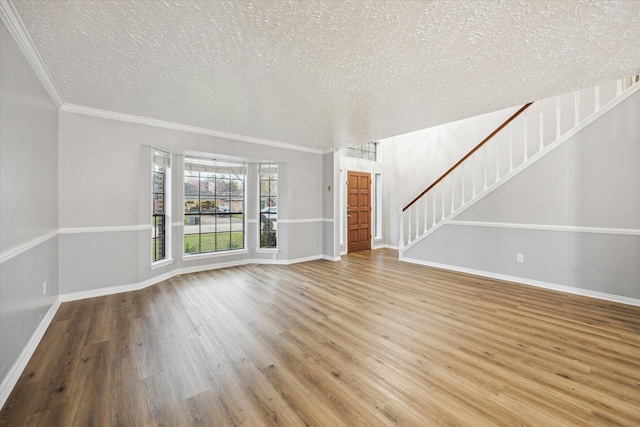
left=184, top=157, right=246, bottom=254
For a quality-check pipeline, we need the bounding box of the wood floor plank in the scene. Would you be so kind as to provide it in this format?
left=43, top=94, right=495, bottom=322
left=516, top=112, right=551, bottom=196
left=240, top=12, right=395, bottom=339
left=1, top=249, right=639, bottom=426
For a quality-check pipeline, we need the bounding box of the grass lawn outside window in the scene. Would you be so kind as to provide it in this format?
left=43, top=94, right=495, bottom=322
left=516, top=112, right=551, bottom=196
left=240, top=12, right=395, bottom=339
left=184, top=231, right=244, bottom=254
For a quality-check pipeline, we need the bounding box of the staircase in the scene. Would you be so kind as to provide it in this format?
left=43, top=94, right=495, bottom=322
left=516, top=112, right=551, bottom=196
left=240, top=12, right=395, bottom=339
left=398, top=75, right=640, bottom=257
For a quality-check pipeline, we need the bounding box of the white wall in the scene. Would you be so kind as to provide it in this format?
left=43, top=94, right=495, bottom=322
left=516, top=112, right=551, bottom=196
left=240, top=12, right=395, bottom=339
left=380, top=106, right=521, bottom=247
left=0, top=21, right=59, bottom=396
left=58, top=111, right=326, bottom=295
left=405, top=90, right=640, bottom=300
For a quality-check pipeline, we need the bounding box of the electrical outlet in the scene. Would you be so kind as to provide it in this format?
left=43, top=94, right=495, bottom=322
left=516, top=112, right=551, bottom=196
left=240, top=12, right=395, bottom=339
left=516, top=253, right=524, bottom=263
left=43, top=281, right=47, bottom=295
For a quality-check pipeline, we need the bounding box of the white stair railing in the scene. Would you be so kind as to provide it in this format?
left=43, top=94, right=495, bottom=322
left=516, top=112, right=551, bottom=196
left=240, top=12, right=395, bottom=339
left=399, top=75, right=640, bottom=256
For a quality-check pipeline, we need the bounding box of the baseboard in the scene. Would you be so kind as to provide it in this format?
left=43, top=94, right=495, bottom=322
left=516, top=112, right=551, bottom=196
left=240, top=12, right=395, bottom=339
left=60, top=255, right=341, bottom=302
left=340, top=245, right=397, bottom=254
left=0, top=297, right=61, bottom=410
left=60, top=271, right=177, bottom=302
left=321, top=255, right=342, bottom=262
left=171, top=259, right=255, bottom=275
left=401, top=257, right=640, bottom=307
left=61, top=261, right=252, bottom=302
left=373, top=244, right=399, bottom=251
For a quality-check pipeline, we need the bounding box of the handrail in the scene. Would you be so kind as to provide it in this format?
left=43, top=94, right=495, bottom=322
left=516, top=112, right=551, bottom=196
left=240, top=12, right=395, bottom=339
left=403, top=102, right=533, bottom=211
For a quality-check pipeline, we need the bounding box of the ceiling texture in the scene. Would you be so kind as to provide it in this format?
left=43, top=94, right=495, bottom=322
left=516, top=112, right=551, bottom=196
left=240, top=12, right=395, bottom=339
left=5, top=0, right=640, bottom=152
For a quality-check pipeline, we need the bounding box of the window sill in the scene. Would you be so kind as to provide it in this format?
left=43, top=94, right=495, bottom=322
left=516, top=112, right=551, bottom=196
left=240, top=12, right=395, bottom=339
left=182, top=249, right=249, bottom=261
left=151, top=258, right=174, bottom=270
left=255, top=248, right=279, bottom=254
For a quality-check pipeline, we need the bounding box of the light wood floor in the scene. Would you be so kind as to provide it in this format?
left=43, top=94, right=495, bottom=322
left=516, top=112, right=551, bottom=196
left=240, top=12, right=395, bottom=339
left=2, top=249, right=639, bottom=426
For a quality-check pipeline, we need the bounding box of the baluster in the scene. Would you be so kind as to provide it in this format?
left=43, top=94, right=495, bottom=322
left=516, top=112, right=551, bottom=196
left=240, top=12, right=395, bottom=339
left=508, top=126, right=513, bottom=172
left=471, top=155, right=476, bottom=197
left=399, top=206, right=404, bottom=250
left=523, top=111, right=528, bottom=162
left=539, top=102, right=544, bottom=151
left=574, top=90, right=580, bottom=127
left=407, top=210, right=412, bottom=244
left=460, top=162, right=465, bottom=206
left=441, top=182, right=445, bottom=220
left=555, top=97, right=561, bottom=139
left=415, top=199, right=420, bottom=240
left=594, top=85, right=600, bottom=111
left=495, top=138, right=500, bottom=182
left=616, top=79, right=622, bottom=96
left=483, top=146, right=488, bottom=191
left=423, top=195, right=428, bottom=233
left=451, top=170, right=455, bottom=214
left=432, top=192, right=436, bottom=227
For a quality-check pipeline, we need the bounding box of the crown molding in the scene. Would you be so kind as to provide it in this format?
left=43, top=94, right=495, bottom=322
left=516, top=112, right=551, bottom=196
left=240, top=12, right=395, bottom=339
left=60, top=103, right=325, bottom=155
left=0, top=0, right=64, bottom=107
left=1, top=0, right=328, bottom=155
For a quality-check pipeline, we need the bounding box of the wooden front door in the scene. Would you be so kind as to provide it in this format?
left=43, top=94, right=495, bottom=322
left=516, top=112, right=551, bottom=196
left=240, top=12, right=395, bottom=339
left=347, top=171, right=371, bottom=253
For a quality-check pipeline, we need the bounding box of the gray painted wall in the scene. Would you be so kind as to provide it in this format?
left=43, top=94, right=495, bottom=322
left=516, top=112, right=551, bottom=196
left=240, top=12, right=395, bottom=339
left=405, top=90, right=640, bottom=299
left=0, top=22, right=59, bottom=390
left=58, top=111, right=326, bottom=294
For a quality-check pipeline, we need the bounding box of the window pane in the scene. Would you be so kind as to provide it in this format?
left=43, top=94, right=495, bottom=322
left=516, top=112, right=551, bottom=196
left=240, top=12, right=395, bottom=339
left=184, top=233, right=200, bottom=254
left=231, top=231, right=244, bottom=249
left=201, top=233, right=217, bottom=252
left=231, top=179, right=244, bottom=196
left=342, top=142, right=378, bottom=161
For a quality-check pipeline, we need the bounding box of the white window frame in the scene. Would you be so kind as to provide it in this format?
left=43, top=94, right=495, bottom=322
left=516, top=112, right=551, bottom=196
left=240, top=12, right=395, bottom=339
left=182, top=156, right=248, bottom=259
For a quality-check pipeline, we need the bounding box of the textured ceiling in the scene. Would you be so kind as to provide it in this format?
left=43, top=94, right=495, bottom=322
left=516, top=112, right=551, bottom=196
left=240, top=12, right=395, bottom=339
left=9, top=0, right=640, bottom=151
